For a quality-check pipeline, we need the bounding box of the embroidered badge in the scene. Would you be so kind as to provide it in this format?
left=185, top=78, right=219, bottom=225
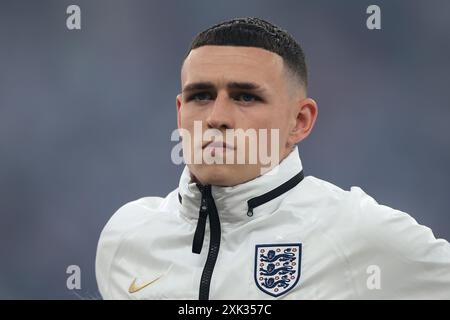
left=255, top=243, right=302, bottom=297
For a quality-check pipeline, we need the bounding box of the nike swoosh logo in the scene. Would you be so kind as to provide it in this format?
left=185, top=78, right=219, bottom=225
left=128, top=264, right=173, bottom=294
left=128, top=276, right=162, bottom=294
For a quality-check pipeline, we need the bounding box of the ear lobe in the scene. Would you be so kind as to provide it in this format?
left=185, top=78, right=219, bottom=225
left=289, top=97, right=318, bottom=144
left=176, top=94, right=182, bottom=129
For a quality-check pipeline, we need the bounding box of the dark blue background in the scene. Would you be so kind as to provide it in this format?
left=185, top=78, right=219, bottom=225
left=0, top=0, right=449, bottom=298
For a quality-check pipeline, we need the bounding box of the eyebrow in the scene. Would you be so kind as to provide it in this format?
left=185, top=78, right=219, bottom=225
left=182, top=81, right=266, bottom=93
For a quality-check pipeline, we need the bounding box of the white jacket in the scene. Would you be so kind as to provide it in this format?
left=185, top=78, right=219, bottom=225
left=96, top=147, right=450, bottom=299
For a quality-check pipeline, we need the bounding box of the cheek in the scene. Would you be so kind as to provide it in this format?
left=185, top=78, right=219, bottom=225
left=246, top=107, right=286, bottom=130
left=237, top=106, right=273, bottom=128
left=180, top=104, right=210, bottom=125
left=179, top=105, right=196, bottom=129
left=253, top=108, right=291, bottom=146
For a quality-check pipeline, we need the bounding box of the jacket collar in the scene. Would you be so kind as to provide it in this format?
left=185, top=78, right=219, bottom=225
left=178, top=146, right=304, bottom=225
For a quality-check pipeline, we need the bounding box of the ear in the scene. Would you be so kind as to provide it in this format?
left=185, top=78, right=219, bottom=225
left=288, top=97, right=318, bottom=146
left=176, top=94, right=182, bottom=130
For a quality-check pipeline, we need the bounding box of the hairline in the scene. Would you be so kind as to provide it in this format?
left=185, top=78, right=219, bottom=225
left=181, top=45, right=306, bottom=97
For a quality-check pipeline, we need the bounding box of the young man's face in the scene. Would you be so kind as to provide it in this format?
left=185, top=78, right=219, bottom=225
left=176, top=45, right=317, bottom=186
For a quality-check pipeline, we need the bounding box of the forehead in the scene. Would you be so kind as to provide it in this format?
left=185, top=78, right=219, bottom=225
left=181, top=45, right=285, bottom=87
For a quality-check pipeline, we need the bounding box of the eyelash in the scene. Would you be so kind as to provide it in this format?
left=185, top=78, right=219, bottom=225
left=186, top=92, right=263, bottom=103
left=186, top=92, right=214, bottom=102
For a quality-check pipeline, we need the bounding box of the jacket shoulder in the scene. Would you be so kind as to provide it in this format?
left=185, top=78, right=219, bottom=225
left=95, top=195, right=169, bottom=299
left=344, top=185, right=450, bottom=298
left=301, top=176, right=450, bottom=298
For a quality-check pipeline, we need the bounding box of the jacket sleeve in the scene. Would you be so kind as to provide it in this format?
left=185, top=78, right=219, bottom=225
left=347, top=187, right=450, bottom=299
left=95, top=197, right=163, bottom=299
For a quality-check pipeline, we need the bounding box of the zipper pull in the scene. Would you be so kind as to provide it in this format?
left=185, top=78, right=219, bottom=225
left=192, top=184, right=211, bottom=254
left=201, top=197, right=208, bottom=212
left=247, top=206, right=254, bottom=217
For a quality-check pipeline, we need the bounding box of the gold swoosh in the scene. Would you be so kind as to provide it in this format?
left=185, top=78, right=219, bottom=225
left=128, top=275, right=162, bottom=294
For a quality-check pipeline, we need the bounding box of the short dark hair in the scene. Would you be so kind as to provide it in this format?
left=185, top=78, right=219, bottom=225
left=187, top=17, right=308, bottom=87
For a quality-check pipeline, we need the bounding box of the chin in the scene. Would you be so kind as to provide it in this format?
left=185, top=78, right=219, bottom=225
left=189, top=163, right=259, bottom=187
left=203, top=165, right=237, bottom=186
left=189, top=164, right=238, bottom=187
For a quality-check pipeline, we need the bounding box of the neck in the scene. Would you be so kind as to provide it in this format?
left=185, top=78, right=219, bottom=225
left=178, top=146, right=305, bottom=225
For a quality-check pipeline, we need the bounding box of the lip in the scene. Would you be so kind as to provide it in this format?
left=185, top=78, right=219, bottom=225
left=203, top=140, right=235, bottom=150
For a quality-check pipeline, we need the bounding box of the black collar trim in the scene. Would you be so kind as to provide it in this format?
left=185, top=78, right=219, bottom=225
left=177, top=170, right=305, bottom=217
left=246, top=170, right=304, bottom=216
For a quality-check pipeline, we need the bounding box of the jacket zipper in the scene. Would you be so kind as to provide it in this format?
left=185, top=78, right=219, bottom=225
left=189, top=170, right=304, bottom=300
left=192, top=184, right=221, bottom=300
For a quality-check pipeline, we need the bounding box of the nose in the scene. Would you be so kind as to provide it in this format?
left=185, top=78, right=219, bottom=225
left=206, top=91, right=234, bottom=131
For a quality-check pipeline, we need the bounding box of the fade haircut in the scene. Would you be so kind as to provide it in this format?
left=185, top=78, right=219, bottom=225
left=186, top=17, right=308, bottom=88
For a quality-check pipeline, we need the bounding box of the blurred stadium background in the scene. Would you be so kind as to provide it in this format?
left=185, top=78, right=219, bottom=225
left=0, top=0, right=449, bottom=298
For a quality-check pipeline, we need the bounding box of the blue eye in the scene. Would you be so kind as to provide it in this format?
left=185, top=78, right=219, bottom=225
left=191, top=92, right=212, bottom=101
left=241, top=94, right=255, bottom=102
left=235, top=93, right=260, bottom=103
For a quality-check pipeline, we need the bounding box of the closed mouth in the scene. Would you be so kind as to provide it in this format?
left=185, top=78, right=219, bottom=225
left=203, top=140, right=235, bottom=150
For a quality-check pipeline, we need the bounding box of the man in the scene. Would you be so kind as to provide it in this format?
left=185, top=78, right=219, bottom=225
left=96, top=17, right=450, bottom=299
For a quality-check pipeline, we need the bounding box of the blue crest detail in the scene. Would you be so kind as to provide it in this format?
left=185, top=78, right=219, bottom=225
left=254, top=243, right=302, bottom=297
